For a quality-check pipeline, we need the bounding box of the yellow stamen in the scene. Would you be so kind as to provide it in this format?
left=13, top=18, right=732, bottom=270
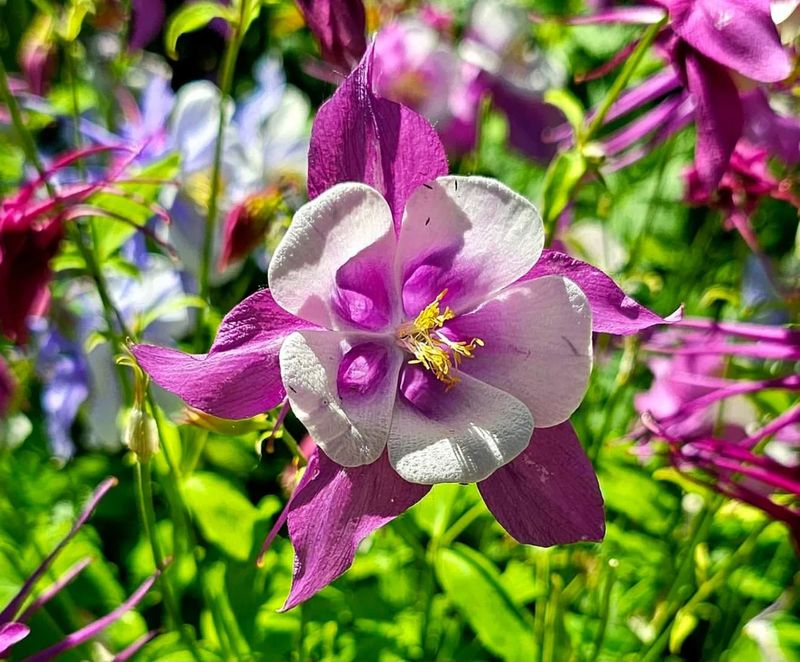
left=396, top=289, right=484, bottom=389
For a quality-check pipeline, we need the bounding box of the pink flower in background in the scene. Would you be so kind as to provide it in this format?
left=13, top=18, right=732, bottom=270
left=568, top=0, right=794, bottom=186
left=134, top=51, right=679, bottom=609
left=684, top=142, right=799, bottom=252
left=636, top=319, right=800, bottom=542
left=0, top=356, right=13, bottom=419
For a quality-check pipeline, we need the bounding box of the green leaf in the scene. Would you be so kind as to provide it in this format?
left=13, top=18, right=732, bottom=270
left=165, top=2, right=234, bottom=58
left=435, top=544, right=537, bottom=662
left=184, top=473, right=258, bottom=561
left=541, top=150, right=586, bottom=230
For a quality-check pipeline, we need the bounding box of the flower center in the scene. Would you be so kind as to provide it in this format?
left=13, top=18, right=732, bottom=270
left=395, top=289, right=483, bottom=390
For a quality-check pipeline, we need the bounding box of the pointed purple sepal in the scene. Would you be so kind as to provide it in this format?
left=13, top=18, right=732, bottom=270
left=280, top=449, right=430, bottom=610
left=295, top=0, right=367, bottom=71
left=0, top=622, right=30, bottom=657
left=307, top=48, right=449, bottom=231
left=523, top=250, right=681, bottom=335
left=478, top=422, right=605, bottom=546
left=133, top=289, right=315, bottom=420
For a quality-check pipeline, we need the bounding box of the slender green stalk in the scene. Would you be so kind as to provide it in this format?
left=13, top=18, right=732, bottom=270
left=0, top=58, right=50, bottom=185
left=135, top=459, right=203, bottom=662
left=640, top=520, right=769, bottom=662
left=439, top=502, right=486, bottom=547
left=580, top=17, right=668, bottom=145
left=195, top=0, right=250, bottom=347
left=589, top=560, right=617, bottom=662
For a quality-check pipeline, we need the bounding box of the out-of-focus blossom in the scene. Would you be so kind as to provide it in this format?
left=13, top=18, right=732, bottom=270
left=18, top=13, right=57, bottom=96
left=33, top=245, right=189, bottom=456
left=635, top=319, right=800, bottom=542
left=134, top=53, right=679, bottom=609
left=0, top=356, right=14, bottom=419
left=373, top=2, right=566, bottom=161
left=294, top=0, right=367, bottom=72
left=568, top=0, right=794, bottom=187
left=0, top=478, right=159, bottom=660
left=0, top=145, right=137, bottom=344
left=129, top=0, right=166, bottom=51
left=684, top=142, right=799, bottom=252
left=164, top=58, right=310, bottom=283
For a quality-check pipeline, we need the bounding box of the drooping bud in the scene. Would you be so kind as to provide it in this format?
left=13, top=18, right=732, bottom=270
left=123, top=407, right=159, bottom=462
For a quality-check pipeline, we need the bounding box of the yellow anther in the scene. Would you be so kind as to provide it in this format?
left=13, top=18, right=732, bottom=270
left=396, top=289, right=483, bottom=389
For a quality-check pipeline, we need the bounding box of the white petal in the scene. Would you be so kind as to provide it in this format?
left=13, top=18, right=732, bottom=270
left=449, top=275, right=593, bottom=427
left=269, top=183, right=398, bottom=331
left=388, top=373, right=533, bottom=484
left=395, top=176, right=544, bottom=317
left=279, top=331, right=403, bottom=467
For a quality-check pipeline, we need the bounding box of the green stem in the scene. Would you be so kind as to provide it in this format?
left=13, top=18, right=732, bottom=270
left=589, top=560, right=617, bottom=662
left=640, top=519, right=769, bottom=662
left=195, top=0, right=249, bottom=347
left=439, top=502, right=485, bottom=547
left=0, top=58, right=52, bottom=191
left=135, top=460, right=203, bottom=662
left=580, top=17, right=668, bottom=145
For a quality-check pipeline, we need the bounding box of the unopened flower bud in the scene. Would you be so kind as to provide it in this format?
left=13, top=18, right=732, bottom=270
left=124, top=408, right=159, bottom=462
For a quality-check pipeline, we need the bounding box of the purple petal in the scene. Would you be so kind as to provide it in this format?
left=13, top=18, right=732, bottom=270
left=684, top=51, right=743, bottom=190
left=18, top=557, right=92, bottom=622
left=0, top=623, right=30, bottom=657
left=601, top=94, right=685, bottom=156
left=0, top=478, right=117, bottom=624
left=129, top=0, right=165, bottom=51
left=488, top=82, right=566, bottom=163
left=133, top=290, right=315, bottom=419
left=478, top=422, right=605, bottom=546
left=282, top=449, right=430, bottom=610
left=600, top=69, right=682, bottom=127
left=25, top=570, right=160, bottom=662
left=295, top=0, right=367, bottom=71
left=307, top=48, right=449, bottom=231
left=522, top=250, right=681, bottom=335
left=336, top=342, right=391, bottom=399
left=113, top=630, right=159, bottom=661
left=0, top=356, right=13, bottom=419
left=666, top=0, right=791, bottom=82
left=742, top=89, right=800, bottom=165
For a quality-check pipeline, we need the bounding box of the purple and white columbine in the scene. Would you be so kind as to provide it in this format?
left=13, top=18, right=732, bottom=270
left=133, top=50, right=677, bottom=608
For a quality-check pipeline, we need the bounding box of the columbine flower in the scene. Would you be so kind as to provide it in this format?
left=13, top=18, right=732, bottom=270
left=133, top=51, right=677, bottom=608
left=0, top=478, right=159, bottom=660
left=635, top=319, right=800, bottom=541
left=0, top=145, right=138, bottom=343
left=566, top=0, right=793, bottom=186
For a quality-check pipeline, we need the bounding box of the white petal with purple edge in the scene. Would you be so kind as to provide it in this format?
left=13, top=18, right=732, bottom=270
left=388, top=372, right=534, bottom=484
left=449, top=275, right=592, bottom=428
left=279, top=331, right=403, bottom=467
left=269, top=183, right=398, bottom=331
left=395, top=176, right=544, bottom=318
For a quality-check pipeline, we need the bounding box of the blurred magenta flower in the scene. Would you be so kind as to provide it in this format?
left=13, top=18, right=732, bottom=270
left=134, top=51, right=679, bottom=609
left=570, top=0, right=793, bottom=186
left=636, top=319, right=800, bottom=541
left=0, top=356, right=13, bottom=419
left=295, top=0, right=367, bottom=72
left=0, top=478, right=160, bottom=660
left=684, top=142, right=799, bottom=252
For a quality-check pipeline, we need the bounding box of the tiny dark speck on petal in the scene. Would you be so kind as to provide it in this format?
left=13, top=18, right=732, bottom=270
left=454, top=180, right=458, bottom=190
left=425, top=217, right=431, bottom=226
left=423, top=183, right=433, bottom=189
left=562, top=335, right=578, bottom=355
left=288, top=385, right=297, bottom=393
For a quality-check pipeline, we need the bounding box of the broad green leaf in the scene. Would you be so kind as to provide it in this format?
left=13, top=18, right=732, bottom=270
left=435, top=544, right=537, bottom=662
left=165, top=2, right=234, bottom=58
left=184, top=472, right=258, bottom=561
